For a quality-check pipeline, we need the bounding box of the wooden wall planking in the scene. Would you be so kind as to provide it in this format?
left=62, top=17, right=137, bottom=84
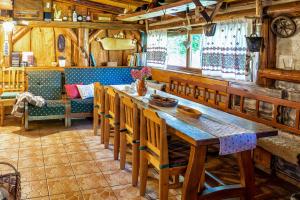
left=1, top=26, right=141, bottom=67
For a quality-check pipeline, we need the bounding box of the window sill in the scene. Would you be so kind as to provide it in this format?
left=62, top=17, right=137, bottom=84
left=151, top=66, right=254, bottom=86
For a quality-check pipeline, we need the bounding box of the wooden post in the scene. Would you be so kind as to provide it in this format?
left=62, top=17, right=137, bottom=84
left=78, top=28, right=89, bottom=66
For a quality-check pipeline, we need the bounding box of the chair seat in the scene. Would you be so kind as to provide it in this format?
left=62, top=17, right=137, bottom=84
left=28, top=100, right=65, bottom=117
left=0, top=92, right=20, bottom=99
left=168, top=139, right=190, bottom=168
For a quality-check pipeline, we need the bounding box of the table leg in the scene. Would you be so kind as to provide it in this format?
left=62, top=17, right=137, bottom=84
left=237, top=150, right=255, bottom=200
left=182, top=145, right=207, bottom=200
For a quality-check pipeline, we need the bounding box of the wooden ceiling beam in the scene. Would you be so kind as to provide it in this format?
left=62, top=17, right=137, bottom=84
left=55, top=0, right=125, bottom=14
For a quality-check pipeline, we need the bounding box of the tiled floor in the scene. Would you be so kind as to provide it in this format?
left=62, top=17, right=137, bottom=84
left=0, top=118, right=299, bottom=200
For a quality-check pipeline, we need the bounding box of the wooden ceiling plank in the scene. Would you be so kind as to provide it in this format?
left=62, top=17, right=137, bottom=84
left=117, top=0, right=218, bottom=22
left=55, top=0, right=125, bottom=14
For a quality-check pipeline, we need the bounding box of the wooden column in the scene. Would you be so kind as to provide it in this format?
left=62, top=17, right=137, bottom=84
left=78, top=28, right=89, bottom=67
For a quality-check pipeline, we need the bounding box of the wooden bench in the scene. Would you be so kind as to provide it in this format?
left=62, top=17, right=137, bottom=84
left=169, top=77, right=228, bottom=110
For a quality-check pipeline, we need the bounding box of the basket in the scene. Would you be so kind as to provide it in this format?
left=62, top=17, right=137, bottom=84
left=246, top=33, right=263, bottom=52
left=0, top=162, right=21, bottom=200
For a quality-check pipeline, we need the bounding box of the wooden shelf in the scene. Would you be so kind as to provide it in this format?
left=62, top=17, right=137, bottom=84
left=117, top=0, right=218, bottom=22
left=15, top=20, right=145, bottom=31
left=259, top=69, right=300, bottom=83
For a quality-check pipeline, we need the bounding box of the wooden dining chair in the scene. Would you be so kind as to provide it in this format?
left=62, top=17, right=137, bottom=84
left=0, top=67, right=25, bottom=126
left=139, top=108, right=190, bottom=200
left=93, top=82, right=106, bottom=143
left=119, top=96, right=140, bottom=186
left=104, top=87, right=120, bottom=160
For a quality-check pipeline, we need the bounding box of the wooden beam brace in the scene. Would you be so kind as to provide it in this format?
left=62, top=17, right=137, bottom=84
left=62, top=28, right=78, bottom=44
left=89, top=29, right=104, bottom=43
left=210, top=1, right=223, bottom=21
left=12, top=27, right=32, bottom=45
left=192, top=0, right=211, bottom=22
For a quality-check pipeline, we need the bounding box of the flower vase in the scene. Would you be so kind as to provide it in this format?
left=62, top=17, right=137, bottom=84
left=136, top=79, right=147, bottom=96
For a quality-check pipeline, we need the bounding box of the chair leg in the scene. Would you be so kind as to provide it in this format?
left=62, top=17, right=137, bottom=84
left=139, top=152, right=148, bottom=196
left=0, top=105, right=4, bottom=126
left=93, top=108, right=99, bottom=136
left=113, top=125, right=120, bottom=160
left=100, top=115, right=105, bottom=144
left=24, top=103, right=29, bottom=130
left=104, top=120, right=110, bottom=149
left=132, top=142, right=139, bottom=187
left=120, top=133, right=127, bottom=170
left=159, top=169, right=169, bottom=200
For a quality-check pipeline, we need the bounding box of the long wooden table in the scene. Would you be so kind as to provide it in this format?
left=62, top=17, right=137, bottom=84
left=111, top=85, right=278, bottom=200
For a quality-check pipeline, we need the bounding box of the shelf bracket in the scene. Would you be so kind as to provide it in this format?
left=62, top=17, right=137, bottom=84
left=192, top=0, right=224, bottom=22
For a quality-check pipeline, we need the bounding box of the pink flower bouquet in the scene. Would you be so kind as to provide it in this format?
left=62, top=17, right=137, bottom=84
left=131, top=67, right=152, bottom=80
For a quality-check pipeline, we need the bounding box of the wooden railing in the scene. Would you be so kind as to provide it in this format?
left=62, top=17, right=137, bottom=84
left=169, top=76, right=300, bottom=135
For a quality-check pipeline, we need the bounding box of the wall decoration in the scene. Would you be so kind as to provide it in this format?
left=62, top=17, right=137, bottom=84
left=57, top=34, right=65, bottom=52
left=96, top=37, right=136, bottom=50
left=271, top=16, right=297, bottom=38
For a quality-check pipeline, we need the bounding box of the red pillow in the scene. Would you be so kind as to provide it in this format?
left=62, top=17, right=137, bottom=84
left=65, top=83, right=82, bottom=99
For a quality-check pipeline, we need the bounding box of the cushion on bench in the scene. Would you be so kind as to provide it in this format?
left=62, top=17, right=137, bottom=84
left=258, top=131, right=300, bottom=165
left=71, top=98, right=94, bottom=114
left=28, top=100, right=65, bottom=117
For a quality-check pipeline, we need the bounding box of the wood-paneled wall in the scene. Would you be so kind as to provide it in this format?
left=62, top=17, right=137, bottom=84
left=0, top=26, right=141, bottom=67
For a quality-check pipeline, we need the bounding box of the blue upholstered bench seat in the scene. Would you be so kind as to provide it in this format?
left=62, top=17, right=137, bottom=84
left=64, top=67, right=135, bottom=115
left=71, top=98, right=94, bottom=114
left=0, top=92, right=20, bottom=99
left=28, top=100, right=65, bottom=117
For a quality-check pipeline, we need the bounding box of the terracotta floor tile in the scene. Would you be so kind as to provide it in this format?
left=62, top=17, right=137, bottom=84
left=75, top=172, right=109, bottom=190
left=44, top=154, right=70, bottom=166
left=18, top=156, right=44, bottom=169
left=45, top=164, right=74, bottom=179
left=19, top=146, right=43, bottom=158
left=67, top=151, right=93, bottom=163
left=81, top=136, right=101, bottom=144
left=71, top=161, right=100, bottom=176
left=112, top=184, right=148, bottom=200
left=47, top=176, right=80, bottom=196
left=0, top=148, right=19, bottom=159
left=82, top=188, right=117, bottom=200
left=42, top=145, right=66, bottom=155
left=96, top=159, right=131, bottom=172
left=89, top=149, right=114, bottom=161
left=64, top=144, right=88, bottom=153
left=41, top=138, right=63, bottom=147
left=21, top=180, right=49, bottom=199
left=19, top=140, right=42, bottom=149
left=145, top=177, right=181, bottom=199
left=19, top=166, right=46, bottom=182
left=103, top=170, right=133, bottom=187
left=61, top=137, right=83, bottom=145
left=27, top=196, right=50, bottom=200
left=0, top=141, right=19, bottom=150
left=49, top=192, right=84, bottom=200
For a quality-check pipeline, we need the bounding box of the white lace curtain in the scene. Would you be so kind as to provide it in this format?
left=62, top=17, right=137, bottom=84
left=146, top=30, right=168, bottom=68
left=201, top=20, right=250, bottom=80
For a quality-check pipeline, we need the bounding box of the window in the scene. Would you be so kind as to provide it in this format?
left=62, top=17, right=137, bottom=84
left=190, top=34, right=203, bottom=69
left=167, top=33, right=187, bottom=67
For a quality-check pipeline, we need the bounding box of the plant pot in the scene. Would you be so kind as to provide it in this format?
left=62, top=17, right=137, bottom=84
left=58, top=58, right=66, bottom=67
left=246, top=34, right=263, bottom=52
left=136, top=79, right=147, bottom=96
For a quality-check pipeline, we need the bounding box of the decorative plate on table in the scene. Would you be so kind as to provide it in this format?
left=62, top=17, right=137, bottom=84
left=177, top=105, right=202, bottom=119
left=149, top=94, right=178, bottom=107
